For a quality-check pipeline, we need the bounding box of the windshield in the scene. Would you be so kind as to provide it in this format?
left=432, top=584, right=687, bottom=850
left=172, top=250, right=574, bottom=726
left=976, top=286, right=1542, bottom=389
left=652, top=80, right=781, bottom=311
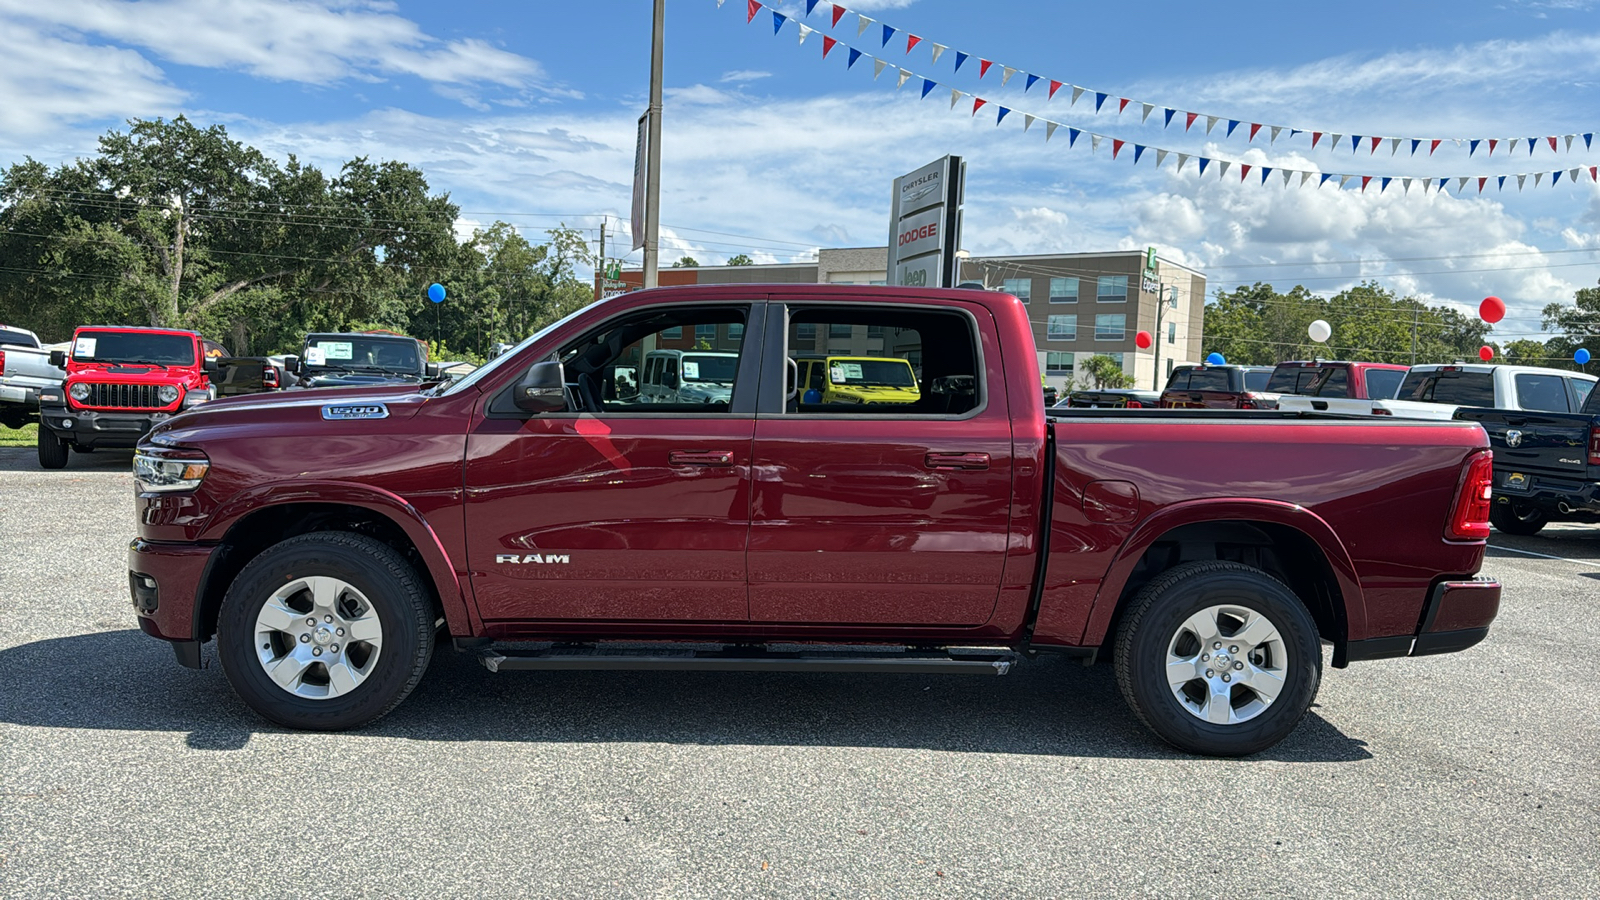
left=682, top=354, right=739, bottom=383
left=439, top=303, right=595, bottom=397
left=1244, top=370, right=1272, bottom=391
left=304, top=337, right=421, bottom=373
left=0, top=327, right=37, bottom=347
left=72, top=331, right=194, bottom=365
left=829, top=358, right=917, bottom=387
left=1398, top=370, right=1494, bottom=405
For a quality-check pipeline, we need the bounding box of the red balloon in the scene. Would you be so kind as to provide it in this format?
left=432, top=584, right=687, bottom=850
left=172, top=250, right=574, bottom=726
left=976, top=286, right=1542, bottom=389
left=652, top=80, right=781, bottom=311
left=1479, top=345, right=1495, bottom=362
left=1135, top=330, right=1153, bottom=349
left=1479, top=296, right=1505, bottom=324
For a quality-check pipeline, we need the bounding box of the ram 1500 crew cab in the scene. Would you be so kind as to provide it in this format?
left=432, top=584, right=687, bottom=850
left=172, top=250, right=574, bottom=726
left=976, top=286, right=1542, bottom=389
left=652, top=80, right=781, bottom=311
left=127, top=285, right=1502, bottom=756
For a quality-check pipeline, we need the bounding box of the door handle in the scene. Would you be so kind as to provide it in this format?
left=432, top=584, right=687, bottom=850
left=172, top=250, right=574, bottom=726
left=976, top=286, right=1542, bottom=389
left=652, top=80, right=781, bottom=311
left=669, top=449, right=734, bottom=466
left=926, top=452, right=990, bottom=470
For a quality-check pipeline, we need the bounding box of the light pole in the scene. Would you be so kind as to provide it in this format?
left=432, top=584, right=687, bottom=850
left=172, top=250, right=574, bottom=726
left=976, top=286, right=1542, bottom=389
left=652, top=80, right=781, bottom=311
left=642, top=0, right=665, bottom=289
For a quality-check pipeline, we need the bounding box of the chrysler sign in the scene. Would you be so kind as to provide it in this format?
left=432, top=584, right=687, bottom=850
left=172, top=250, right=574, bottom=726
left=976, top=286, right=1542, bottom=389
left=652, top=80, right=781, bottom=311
left=887, top=156, right=965, bottom=289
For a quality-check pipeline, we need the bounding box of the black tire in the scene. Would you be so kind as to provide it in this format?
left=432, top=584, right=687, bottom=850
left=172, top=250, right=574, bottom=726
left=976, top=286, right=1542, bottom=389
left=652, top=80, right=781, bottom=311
left=37, top=428, right=68, bottom=469
left=217, top=532, right=435, bottom=730
left=1114, top=561, right=1322, bottom=757
left=1490, top=501, right=1547, bottom=536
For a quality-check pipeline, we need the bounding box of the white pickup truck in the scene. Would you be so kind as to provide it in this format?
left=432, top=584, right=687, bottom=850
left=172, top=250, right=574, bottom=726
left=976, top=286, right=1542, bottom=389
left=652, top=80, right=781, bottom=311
left=0, top=324, right=65, bottom=429
left=1277, top=363, right=1597, bottom=420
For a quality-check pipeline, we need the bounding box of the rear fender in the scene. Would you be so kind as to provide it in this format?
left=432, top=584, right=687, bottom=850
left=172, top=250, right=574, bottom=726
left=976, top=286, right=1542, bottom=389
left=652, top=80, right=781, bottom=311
left=201, top=482, right=476, bottom=634
left=1081, top=499, right=1366, bottom=647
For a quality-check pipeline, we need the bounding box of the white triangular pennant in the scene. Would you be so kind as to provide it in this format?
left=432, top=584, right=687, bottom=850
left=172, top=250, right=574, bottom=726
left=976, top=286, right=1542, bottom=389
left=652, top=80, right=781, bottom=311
left=1142, top=103, right=1154, bottom=123
left=1091, top=134, right=1103, bottom=152
left=930, top=43, right=946, bottom=64
left=896, top=68, right=911, bottom=88
left=1218, top=160, right=1231, bottom=178
left=717, top=0, right=725, bottom=6
left=1339, top=175, right=1352, bottom=188
left=1206, top=115, right=1219, bottom=134
left=1509, top=138, right=1520, bottom=154
left=1271, top=126, right=1283, bottom=143
left=1457, top=177, right=1469, bottom=191
left=1176, top=153, right=1190, bottom=173
left=873, top=58, right=887, bottom=79
left=1390, top=138, right=1402, bottom=156
left=1535, top=172, right=1545, bottom=187
left=1567, top=134, right=1576, bottom=152
left=1023, top=114, right=1034, bottom=132
left=1422, top=178, right=1434, bottom=191
left=857, top=15, right=873, bottom=37
left=1571, top=167, right=1581, bottom=183
left=1403, top=177, right=1413, bottom=194
left=797, top=24, right=813, bottom=44
left=1300, top=171, right=1313, bottom=187
left=1156, top=149, right=1169, bottom=168
left=1001, top=66, right=1016, bottom=86
left=1517, top=174, right=1527, bottom=190
left=1282, top=169, right=1293, bottom=186
left=1045, top=121, right=1059, bottom=142
left=1330, top=133, right=1343, bottom=149
left=1071, top=86, right=1085, bottom=105
left=950, top=88, right=962, bottom=109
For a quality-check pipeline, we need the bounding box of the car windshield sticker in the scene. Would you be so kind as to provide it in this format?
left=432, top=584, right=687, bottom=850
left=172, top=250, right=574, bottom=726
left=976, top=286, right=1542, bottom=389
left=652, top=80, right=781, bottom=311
left=321, top=342, right=353, bottom=360
left=840, top=363, right=863, bottom=380
left=74, top=337, right=97, bottom=357
left=321, top=404, right=389, bottom=420
left=682, top=361, right=699, bottom=380
left=830, top=365, right=845, bottom=383
left=304, top=347, right=326, bottom=366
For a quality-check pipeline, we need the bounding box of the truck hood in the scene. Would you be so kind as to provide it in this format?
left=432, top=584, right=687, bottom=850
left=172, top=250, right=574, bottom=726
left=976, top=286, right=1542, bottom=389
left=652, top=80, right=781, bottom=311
left=301, top=370, right=425, bottom=388
left=146, top=383, right=427, bottom=444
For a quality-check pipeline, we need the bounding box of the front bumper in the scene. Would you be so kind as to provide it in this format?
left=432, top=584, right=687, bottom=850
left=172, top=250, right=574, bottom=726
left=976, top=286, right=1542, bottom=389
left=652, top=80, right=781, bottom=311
left=41, top=404, right=176, bottom=448
left=1340, top=577, right=1502, bottom=664
left=128, top=538, right=219, bottom=668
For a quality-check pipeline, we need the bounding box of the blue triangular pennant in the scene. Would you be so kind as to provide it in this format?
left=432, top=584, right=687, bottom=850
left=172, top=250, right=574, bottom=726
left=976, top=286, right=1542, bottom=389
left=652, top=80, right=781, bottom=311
left=921, top=78, right=936, bottom=98
left=847, top=47, right=862, bottom=68
left=1588, top=133, right=1595, bottom=150
left=1226, top=119, right=1240, bottom=137
left=1469, top=139, right=1480, bottom=156
left=1381, top=177, right=1392, bottom=192
left=773, top=11, right=786, bottom=33
left=1133, top=144, right=1147, bottom=164
left=1025, top=73, right=1040, bottom=92
left=1261, top=166, right=1273, bottom=184
left=1068, top=128, right=1081, bottom=147
left=804, top=0, right=819, bottom=14
left=1350, top=135, right=1361, bottom=152
left=1320, top=173, right=1335, bottom=187
left=881, top=23, right=895, bottom=46
left=1499, top=175, right=1508, bottom=191
left=1198, top=157, right=1211, bottom=176
left=1094, top=92, right=1108, bottom=111
left=1555, top=169, right=1564, bottom=185
left=1529, top=138, right=1537, bottom=155
left=954, top=51, right=968, bottom=72
left=1410, top=139, right=1421, bottom=156
left=996, top=106, right=1011, bottom=125
left=1164, top=108, right=1176, bottom=127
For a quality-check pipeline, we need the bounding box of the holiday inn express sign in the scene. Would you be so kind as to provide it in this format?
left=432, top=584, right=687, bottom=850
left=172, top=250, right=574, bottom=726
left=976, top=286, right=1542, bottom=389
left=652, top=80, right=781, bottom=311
left=887, top=156, right=964, bottom=288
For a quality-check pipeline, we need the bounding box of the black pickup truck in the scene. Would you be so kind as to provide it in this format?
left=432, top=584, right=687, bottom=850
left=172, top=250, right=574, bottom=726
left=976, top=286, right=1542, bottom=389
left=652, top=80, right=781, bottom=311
left=1456, top=383, right=1600, bottom=534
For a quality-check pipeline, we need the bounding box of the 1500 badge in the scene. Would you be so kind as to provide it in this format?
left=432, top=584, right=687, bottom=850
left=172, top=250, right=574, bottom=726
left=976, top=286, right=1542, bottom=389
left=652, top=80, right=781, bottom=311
left=497, top=554, right=571, bottom=564
left=322, top=404, right=389, bottom=420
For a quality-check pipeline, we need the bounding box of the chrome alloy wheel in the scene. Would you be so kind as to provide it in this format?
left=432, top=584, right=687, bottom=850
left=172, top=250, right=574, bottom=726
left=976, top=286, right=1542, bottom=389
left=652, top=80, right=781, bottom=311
left=1165, top=605, right=1288, bottom=725
left=253, top=576, right=384, bottom=700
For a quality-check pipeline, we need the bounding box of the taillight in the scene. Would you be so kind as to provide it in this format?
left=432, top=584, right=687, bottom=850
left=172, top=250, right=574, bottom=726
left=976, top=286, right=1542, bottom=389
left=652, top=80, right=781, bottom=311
left=263, top=366, right=279, bottom=389
left=1372, top=407, right=1393, bottom=416
left=0, top=349, right=6, bottom=373
left=1240, top=399, right=1256, bottom=409
left=1447, top=451, right=1494, bottom=540
left=1589, top=426, right=1600, bottom=466
left=1126, top=400, right=1143, bottom=408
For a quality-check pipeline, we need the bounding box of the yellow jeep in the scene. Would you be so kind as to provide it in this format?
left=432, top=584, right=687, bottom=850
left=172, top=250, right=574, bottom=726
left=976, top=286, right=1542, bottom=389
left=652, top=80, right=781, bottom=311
left=796, top=355, right=920, bottom=405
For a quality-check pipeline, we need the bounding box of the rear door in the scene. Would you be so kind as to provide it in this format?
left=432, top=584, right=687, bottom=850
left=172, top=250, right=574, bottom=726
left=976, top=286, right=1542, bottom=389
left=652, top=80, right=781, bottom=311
left=1186, top=367, right=1243, bottom=408
left=747, top=297, right=1013, bottom=627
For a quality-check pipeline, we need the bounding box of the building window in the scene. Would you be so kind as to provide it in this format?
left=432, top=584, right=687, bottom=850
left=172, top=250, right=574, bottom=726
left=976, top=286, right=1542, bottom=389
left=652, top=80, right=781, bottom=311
left=1097, top=275, right=1128, bottom=302
left=1047, top=315, right=1077, bottom=341
left=796, top=323, right=817, bottom=339
left=1095, top=314, right=1126, bottom=340
left=867, top=325, right=884, bottom=337
left=1167, top=321, right=1176, bottom=344
left=829, top=323, right=853, bottom=338
left=1045, top=351, right=1074, bottom=373
left=662, top=326, right=683, bottom=340
left=1002, top=278, right=1031, bottom=302
left=729, top=323, right=745, bottom=339
left=695, top=324, right=716, bottom=343
left=1049, top=277, right=1079, bottom=303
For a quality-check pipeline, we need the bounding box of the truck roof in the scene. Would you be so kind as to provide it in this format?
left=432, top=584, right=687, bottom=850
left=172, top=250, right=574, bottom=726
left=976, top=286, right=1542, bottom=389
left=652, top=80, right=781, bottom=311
left=1407, top=362, right=1597, bottom=380
left=1275, top=360, right=1408, bottom=370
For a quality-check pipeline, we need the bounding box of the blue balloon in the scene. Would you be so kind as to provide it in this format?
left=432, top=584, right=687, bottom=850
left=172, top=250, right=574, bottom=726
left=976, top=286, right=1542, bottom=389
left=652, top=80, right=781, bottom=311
left=1206, top=352, right=1225, bottom=365
left=1577, top=348, right=1591, bottom=365
left=427, top=283, right=446, bottom=303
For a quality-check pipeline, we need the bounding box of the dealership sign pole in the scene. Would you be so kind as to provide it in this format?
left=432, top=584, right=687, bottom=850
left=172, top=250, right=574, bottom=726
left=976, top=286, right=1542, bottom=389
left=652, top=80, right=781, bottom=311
left=887, top=155, right=965, bottom=288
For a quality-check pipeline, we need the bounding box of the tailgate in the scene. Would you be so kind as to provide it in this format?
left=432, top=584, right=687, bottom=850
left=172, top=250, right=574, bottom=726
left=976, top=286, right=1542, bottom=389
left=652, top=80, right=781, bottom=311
left=1456, top=407, right=1597, bottom=485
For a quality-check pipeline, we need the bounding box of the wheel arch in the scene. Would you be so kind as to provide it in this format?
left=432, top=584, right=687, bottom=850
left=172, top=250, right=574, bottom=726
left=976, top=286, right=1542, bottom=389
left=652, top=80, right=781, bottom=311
left=193, top=484, right=473, bottom=644
left=1082, top=500, right=1366, bottom=662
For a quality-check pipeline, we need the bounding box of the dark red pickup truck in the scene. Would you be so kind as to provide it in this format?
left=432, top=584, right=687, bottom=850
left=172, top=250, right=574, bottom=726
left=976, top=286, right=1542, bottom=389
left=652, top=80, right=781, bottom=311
left=128, top=285, right=1501, bottom=756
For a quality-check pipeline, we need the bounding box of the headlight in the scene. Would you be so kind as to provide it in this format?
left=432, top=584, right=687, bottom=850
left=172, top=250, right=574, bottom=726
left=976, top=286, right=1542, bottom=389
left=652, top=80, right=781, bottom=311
left=157, top=385, right=180, bottom=404
left=69, top=383, right=89, bottom=401
left=134, top=451, right=210, bottom=492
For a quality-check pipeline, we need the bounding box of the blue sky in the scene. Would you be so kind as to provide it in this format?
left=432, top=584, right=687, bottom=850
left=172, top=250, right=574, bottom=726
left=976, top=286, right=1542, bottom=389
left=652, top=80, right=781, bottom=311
left=6, top=0, right=1600, bottom=342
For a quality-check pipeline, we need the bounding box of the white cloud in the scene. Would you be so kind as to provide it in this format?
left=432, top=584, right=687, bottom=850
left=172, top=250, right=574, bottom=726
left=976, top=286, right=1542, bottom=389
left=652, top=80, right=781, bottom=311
left=719, top=70, right=773, bottom=83
left=0, top=22, right=184, bottom=138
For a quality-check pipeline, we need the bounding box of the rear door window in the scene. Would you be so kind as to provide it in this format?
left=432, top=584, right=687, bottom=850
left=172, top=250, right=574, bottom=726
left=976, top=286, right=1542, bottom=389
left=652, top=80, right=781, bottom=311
left=1567, top=377, right=1595, bottom=412
left=1515, top=373, right=1571, bottom=412
left=1364, top=369, right=1404, bottom=400
left=1243, top=370, right=1271, bottom=391
left=1312, top=367, right=1350, bottom=397
left=1408, top=372, right=1494, bottom=406
left=1188, top=369, right=1232, bottom=392
left=1164, top=369, right=1190, bottom=391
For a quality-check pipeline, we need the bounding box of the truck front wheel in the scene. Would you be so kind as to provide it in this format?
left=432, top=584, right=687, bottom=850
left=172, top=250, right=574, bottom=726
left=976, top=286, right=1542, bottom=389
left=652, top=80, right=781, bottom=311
left=37, top=428, right=68, bottom=469
left=1489, top=501, right=1547, bottom=536
left=1114, top=561, right=1321, bottom=757
left=216, top=532, right=435, bottom=730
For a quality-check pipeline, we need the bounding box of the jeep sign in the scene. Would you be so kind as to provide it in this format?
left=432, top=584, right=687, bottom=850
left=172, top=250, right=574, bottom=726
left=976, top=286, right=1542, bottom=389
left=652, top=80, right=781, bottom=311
left=887, top=156, right=964, bottom=289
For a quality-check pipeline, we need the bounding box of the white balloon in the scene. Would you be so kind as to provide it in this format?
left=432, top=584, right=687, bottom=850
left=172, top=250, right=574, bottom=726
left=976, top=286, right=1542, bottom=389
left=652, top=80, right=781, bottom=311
left=1308, top=319, right=1332, bottom=343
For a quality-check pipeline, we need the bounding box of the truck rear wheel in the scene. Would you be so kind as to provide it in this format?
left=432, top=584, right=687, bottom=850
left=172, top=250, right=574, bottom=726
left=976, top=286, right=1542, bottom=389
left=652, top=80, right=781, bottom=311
left=37, top=428, right=68, bottom=469
left=217, top=532, right=435, bottom=730
left=1114, top=561, right=1321, bottom=757
left=1489, top=501, right=1546, bottom=536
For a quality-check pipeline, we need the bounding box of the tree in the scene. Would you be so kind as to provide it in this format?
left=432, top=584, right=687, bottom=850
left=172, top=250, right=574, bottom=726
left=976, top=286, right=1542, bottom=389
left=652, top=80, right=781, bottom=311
left=671, top=256, right=699, bottom=268
left=1078, top=353, right=1134, bottom=389
left=726, top=254, right=753, bottom=266
left=1542, top=279, right=1600, bottom=375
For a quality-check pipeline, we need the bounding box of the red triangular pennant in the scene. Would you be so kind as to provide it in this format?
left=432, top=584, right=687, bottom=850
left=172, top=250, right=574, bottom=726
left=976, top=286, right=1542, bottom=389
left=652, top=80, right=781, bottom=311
left=906, top=34, right=921, bottom=53
left=822, top=35, right=837, bottom=57
left=1478, top=177, right=1488, bottom=193
left=1489, top=139, right=1499, bottom=155
left=831, top=4, right=846, bottom=27
left=1048, top=79, right=1062, bottom=99
left=1548, top=136, right=1559, bottom=152
left=1118, top=98, right=1130, bottom=113
left=1591, top=166, right=1598, bottom=182
left=978, top=59, right=993, bottom=78
left=1240, top=164, right=1252, bottom=181
left=1312, top=131, right=1322, bottom=148
left=1185, top=112, right=1198, bottom=131
left=1112, top=139, right=1125, bottom=159
left=1369, top=136, right=1382, bottom=154
left=1360, top=176, right=1372, bottom=192
left=1248, top=123, right=1262, bottom=141
left=748, top=0, right=762, bottom=23
left=1430, top=139, right=1441, bottom=155
left=972, top=97, right=987, bottom=115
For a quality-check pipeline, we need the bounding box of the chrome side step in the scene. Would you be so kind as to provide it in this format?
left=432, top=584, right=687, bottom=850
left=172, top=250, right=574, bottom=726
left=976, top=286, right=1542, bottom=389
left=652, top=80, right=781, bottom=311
left=475, top=643, right=1018, bottom=676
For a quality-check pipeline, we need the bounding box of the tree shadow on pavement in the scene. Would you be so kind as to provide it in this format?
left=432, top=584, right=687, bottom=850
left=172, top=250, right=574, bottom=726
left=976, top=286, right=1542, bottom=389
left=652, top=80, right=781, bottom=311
left=0, top=446, right=133, bottom=472
left=0, top=629, right=1372, bottom=763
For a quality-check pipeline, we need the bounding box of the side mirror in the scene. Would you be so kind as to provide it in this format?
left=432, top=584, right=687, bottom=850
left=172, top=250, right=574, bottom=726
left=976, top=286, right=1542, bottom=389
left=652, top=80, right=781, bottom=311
left=203, top=357, right=220, bottom=374
left=284, top=356, right=300, bottom=375
left=425, top=362, right=441, bottom=378
left=48, top=350, right=65, bottom=369
left=513, top=360, right=567, bottom=414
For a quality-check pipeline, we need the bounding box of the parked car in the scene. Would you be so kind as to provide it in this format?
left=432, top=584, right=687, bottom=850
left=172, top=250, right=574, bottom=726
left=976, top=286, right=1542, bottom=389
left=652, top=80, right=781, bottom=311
left=1061, top=388, right=1162, bottom=409
left=638, top=349, right=739, bottom=405
left=127, top=283, right=1500, bottom=757
left=1263, top=360, right=1408, bottom=403
left=35, top=326, right=229, bottom=468
left=0, top=324, right=65, bottom=428
left=288, top=332, right=439, bottom=388
left=794, top=354, right=920, bottom=406
left=1454, top=372, right=1600, bottom=535
left=1159, top=364, right=1276, bottom=409
left=1279, top=363, right=1597, bottom=419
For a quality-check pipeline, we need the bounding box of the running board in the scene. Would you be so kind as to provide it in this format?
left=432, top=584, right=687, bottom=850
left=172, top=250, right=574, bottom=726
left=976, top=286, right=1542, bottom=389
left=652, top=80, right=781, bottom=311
left=476, top=643, right=1018, bottom=676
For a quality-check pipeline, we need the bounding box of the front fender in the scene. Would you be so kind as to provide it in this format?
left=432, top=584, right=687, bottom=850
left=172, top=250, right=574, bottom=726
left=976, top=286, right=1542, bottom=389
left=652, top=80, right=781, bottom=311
left=1079, top=499, right=1367, bottom=648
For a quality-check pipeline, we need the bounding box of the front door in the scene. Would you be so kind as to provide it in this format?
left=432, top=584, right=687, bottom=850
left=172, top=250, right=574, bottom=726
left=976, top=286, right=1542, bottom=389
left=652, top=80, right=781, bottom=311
left=464, top=303, right=762, bottom=625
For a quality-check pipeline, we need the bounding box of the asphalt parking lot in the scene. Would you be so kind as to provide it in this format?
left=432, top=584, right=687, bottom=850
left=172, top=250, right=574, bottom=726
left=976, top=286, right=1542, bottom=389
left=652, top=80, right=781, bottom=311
left=1, top=447, right=1595, bottom=898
